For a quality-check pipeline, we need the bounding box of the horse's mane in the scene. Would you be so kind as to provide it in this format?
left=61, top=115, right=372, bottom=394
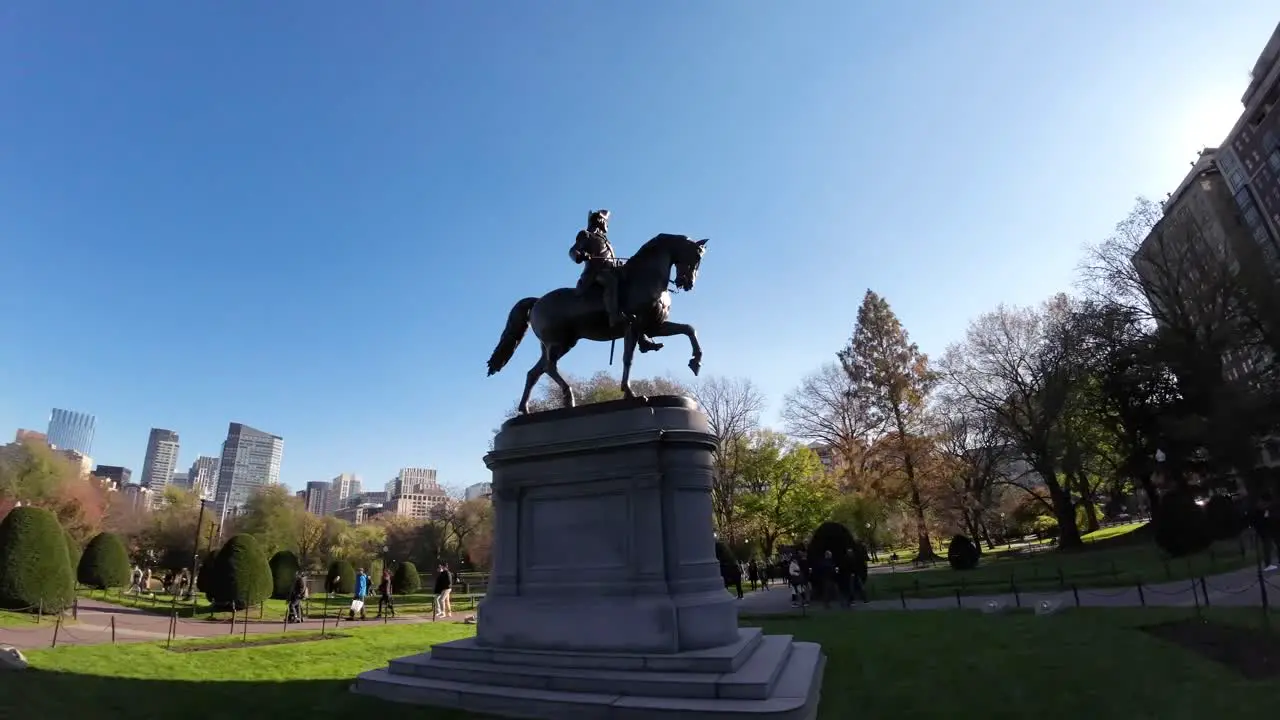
left=629, top=233, right=686, bottom=262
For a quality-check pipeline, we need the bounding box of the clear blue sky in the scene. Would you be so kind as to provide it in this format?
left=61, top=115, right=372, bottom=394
left=1, top=2, right=1274, bottom=492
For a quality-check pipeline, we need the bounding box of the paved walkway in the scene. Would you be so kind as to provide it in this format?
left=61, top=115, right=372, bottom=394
left=0, top=598, right=476, bottom=650
left=737, top=565, right=1280, bottom=615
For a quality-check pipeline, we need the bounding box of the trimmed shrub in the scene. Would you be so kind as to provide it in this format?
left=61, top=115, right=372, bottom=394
left=208, top=534, right=272, bottom=609
left=195, top=553, right=217, bottom=596
left=1204, top=495, right=1242, bottom=541
left=947, top=534, right=980, bottom=571
left=0, top=506, right=76, bottom=612
left=392, top=561, right=420, bottom=595
left=807, top=521, right=856, bottom=562
left=1154, top=489, right=1211, bottom=558
left=714, top=541, right=731, bottom=565
left=65, top=529, right=82, bottom=573
left=77, top=532, right=131, bottom=589
left=327, top=560, right=356, bottom=594
left=268, top=550, right=301, bottom=599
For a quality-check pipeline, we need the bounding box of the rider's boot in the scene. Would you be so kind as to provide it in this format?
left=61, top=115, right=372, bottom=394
left=604, top=286, right=630, bottom=329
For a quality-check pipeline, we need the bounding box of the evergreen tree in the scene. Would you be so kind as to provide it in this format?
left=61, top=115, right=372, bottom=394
left=839, top=290, right=940, bottom=560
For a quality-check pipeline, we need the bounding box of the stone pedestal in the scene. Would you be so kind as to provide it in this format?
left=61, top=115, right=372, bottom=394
left=353, top=396, right=824, bottom=719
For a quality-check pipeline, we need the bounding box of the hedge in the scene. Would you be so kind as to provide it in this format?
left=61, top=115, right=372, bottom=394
left=0, top=506, right=76, bottom=612
left=947, top=534, right=980, bottom=571
left=268, top=550, right=301, bottom=599
left=207, top=534, right=272, bottom=609
left=78, top=532, right=132, bottom=589
left=327, top=560, right=356, bottom=594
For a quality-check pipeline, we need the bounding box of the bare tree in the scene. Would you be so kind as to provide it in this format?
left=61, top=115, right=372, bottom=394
left=781, top=362, right=887, bottom=491
left=939, top=296, right=1087, bottom=547
left=692, top=376, right=765, bottom=543
left=432, top=497, right=492, bottom=559
left=932, top=395, right=1009, bottom=549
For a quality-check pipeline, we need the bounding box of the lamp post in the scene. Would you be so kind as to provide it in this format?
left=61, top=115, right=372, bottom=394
left=188, top=498, right=209, bottom=599
left=186, top=497, right=208, bottom=597
left=1000, top=512, right=1009, bottom=549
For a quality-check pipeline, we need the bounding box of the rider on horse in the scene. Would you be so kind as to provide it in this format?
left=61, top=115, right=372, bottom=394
left=569, top=209, right=661, bottom=352
left=570, top=209, right=629, bottom=329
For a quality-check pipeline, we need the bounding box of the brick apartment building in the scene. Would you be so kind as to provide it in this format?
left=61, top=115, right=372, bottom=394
left=1216, top=23, right=1280, bottom=274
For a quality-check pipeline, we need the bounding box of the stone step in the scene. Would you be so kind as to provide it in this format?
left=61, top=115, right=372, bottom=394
left=388, top=634, right=794, bottom=701
left=428, top=627, right=764, bottom=674
left=354, top=640, right=825, bottom=719
left=610, top=642, right=826, bottom=720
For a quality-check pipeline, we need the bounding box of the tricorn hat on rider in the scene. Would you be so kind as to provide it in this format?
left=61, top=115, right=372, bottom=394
left=588, top=209, right=610, bottom=231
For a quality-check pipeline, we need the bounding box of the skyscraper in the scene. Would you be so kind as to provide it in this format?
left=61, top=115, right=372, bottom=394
left=304, top=480, right=330, bottom=515
left=215, top=422, right=284, bottom=510
left=326, top=473, right=362, bottom=514
left=139, top=428, right=180, bottom=503
left=46, top=408, right=96, bottom=455
left=188, top=455, right=220, bottom=500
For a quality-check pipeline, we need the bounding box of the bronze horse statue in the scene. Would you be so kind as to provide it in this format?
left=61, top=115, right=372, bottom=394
left=486, top=233, right=708, bottom=414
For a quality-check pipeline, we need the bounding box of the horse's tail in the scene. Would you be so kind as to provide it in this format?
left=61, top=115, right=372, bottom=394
left=486, top=297, right=538, bottom=376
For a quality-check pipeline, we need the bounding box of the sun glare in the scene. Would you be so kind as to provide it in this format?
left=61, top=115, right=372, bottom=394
left=1165, top=85, right=1249, bottom=156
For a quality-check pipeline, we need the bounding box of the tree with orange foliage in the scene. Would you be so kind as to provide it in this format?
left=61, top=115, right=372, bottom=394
left=0, top=440, right=107, bottom=543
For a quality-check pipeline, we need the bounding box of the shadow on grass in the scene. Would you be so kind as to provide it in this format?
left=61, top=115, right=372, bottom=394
left=0, top=671, right=493, bottom=720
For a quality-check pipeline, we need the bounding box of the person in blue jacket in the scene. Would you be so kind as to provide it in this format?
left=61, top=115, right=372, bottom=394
left=349, top=567, right=370, bottom=621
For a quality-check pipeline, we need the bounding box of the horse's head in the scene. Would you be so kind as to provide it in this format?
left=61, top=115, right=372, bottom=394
left=673, top=237, right=708, bottom=292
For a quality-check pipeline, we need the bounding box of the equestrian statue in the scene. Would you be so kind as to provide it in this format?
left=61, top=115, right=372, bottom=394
left=486, top=209, right=708, bottom=414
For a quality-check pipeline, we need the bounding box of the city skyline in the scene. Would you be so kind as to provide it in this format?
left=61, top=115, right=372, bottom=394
left=3, top=4, right=1275, bottom=492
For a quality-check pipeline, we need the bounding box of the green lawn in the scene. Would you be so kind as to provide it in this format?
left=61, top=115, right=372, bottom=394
left=77, top=589, right=480, bottom=621
left=6, top=607, right=1279, bottom=719
left=0, top=609, right=55, bottom=627
left=867, top=532, right=1259, bottom=599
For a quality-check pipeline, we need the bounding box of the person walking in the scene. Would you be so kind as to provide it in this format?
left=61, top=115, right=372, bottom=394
left=349, top=568, right=370, bottom=620
left=433, top=563, right=453, bottom=618
left=1249, top=494, right=1280, bottom=572
left=287, top=573, right=308, bottom=623
left=376, top=568, right=396, bottom=618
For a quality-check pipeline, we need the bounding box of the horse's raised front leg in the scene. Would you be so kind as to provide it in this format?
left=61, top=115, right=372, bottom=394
left=648, top=320, right=703, bottom=375
left=620, top=328, right=639, bottom=398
